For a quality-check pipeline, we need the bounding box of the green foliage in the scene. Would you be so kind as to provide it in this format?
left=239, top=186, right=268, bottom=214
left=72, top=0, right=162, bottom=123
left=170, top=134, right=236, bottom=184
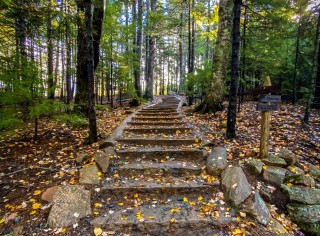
left=55, top=113, right=88, bottom=128
left=95, top=104, right=111, bottom=112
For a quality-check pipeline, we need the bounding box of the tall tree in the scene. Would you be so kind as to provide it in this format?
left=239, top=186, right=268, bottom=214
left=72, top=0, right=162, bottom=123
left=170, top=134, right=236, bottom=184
left=144, top=0, right=156, bottom=100
left=226, top=0, right=242, bottom=139
left=47, top=0, right=54, bottom=100
left=194, top=0, right=233, bottom=113
left=304, top=5, right=320, bottom=123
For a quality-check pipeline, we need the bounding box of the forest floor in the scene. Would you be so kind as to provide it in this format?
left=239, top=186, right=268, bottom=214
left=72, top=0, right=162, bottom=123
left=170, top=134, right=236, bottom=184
left=0, top=99, right=319, bottom=235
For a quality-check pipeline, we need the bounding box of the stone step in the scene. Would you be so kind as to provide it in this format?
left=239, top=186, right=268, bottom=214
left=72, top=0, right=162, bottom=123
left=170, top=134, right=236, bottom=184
left=142, top=108, right=178, bottom=111
left=132, top=116, right=183, bottom=120
left=89, top=202, right=223, bottom=235
left=116, top=138, right=198, bottom=146
left=100, top=178, right=219, bottom=200
left=127, top=122, right=185, bottom=126
left=115, top=161, right=201, bottom=177
left=115, top=148, right=206, bottom=162
left=124, top=127, right=192, bottom=134
left=136, top=112, right=180, bottom=116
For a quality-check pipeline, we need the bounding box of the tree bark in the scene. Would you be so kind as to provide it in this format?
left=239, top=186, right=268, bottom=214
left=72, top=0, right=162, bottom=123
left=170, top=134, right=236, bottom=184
left=194, top=0, right=233, bottom=113
left=304, top=6, right=320, bottom=123
left=226, top=0, right=242, bottom=140
left=47, top=0, right=54, bottom=100
left=144, top=0, right=156, bottom=101
left=85, top=0, right=97, bottom=143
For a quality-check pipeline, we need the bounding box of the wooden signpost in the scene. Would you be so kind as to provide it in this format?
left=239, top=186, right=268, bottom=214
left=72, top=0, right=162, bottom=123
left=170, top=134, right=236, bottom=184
left=258, top=76, right=281, bottom=159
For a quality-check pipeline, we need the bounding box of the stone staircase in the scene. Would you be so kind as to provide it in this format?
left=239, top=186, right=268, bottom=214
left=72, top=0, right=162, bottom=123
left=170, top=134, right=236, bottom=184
left=97, top=96, right=224, bottom=235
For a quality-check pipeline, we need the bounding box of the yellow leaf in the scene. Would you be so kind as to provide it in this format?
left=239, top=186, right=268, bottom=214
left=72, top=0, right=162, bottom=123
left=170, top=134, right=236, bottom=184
left=263, top=166, right=267, bottom=170
left=118, top=202, right=124, bottom=206
left=30, top=210, right=37, bottom=215
left=59, top=171, right=65, bottom=177
left=94, top=227, right=103, bottom=236
left=149, top=216, right=155, bottom=219
left=93, top=211, right=100, bottom=215
left=32, top=202, right=42, bottom=210
left=183, top=197, right=188, bottom=202
left=286, top=183, right=293, bottom=186
left=94, top=202, right=102, bottom=208
left=234, top=228, right=243, bottom=234
left=120, top=217, right=128, bottom=220
left=60, top=228, right=67, bottom=233
left=134, top=193, right=139, bottom=198
left=170, top=218, right=175, bottom=223
left=246, top=221, right=256, bottom=227
left=198, top=196, right=203, bottom=201
left=33, top=190, right=42, bottom=196
left=29, top=198, right=37, bottom=203
left=113, top=173, right=119, bottom=178
left=189, top=201, right=196, bottom=206
left=0, top=219, right=5, bottom=224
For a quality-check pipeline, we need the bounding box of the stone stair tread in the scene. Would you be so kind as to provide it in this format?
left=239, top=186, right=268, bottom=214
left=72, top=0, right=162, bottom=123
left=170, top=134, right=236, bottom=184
left=124, top=127, right=191, bottom=132
left=118, top=161, right=201, bottom=170
left=116, top=138, right=199, bottom=146
left=127, top=122, right=185, bottom=126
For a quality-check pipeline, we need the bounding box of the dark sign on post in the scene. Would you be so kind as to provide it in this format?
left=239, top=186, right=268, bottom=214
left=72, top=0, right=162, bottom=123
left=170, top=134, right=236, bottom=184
left=258, top=95, right=281, bottom=103
left=257, top=103, right=279, bottom=111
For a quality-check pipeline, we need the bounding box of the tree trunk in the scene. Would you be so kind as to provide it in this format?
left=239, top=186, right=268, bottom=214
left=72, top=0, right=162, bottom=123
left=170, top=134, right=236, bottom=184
left=292, top=13, right=301, bottom=105
left=144, top=0, right=156, bottom=101
left=187, top=0, right=195, bottom=106
left=65, top=0, right=72, bottom=104
left=47, top=0, right=54, bottom=100
left=194, top=0, right=233, bottom=113
left=226, top=0, right=242, bottom=140
left=85, top=0, right=97, bottom=143
left=304, top=6, right=320, bottom=123
left=133, top=0, right=143, bottom=97
left=179, top=13, right=184, bottom=93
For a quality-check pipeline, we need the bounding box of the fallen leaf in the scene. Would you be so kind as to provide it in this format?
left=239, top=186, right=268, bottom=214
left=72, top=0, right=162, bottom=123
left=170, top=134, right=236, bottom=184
left=94, top=227, right=103, bottom=236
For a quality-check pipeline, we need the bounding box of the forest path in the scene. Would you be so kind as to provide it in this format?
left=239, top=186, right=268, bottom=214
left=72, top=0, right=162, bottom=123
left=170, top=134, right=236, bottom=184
left=97, top=95, right=224, bottom=235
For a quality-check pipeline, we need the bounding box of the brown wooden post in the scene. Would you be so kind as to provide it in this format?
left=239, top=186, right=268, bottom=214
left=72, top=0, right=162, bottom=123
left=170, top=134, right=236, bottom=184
left=259, top=76, right=272, bottom=159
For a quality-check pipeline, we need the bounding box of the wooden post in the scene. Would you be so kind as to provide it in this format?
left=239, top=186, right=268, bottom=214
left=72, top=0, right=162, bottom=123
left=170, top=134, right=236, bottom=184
left=259, top=76, right=271, bottom=159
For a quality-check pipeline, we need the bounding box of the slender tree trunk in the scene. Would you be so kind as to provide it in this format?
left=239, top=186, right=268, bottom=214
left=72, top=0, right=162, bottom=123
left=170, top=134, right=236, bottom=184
left=226, top=0, right=242, bottom=140
left=194, top=0, right=233, bottom=113
left=85, top=0, right=97, bottom=142
left=187, top=0, right=195, bottom=105
left=144, top=0, right=156, bottom=100
left=293, top=13, right=302, bottom=105
left=238, top=5, right=247, bottom=112
left=314, top=41, right=320, bottom=108
left=179, top=13, right=184, bottom=92
left=304, top=6, right=320, bottom=123
left=65, top=0, right=72, bottom=104
left=47, top=1, right=54, bottom=100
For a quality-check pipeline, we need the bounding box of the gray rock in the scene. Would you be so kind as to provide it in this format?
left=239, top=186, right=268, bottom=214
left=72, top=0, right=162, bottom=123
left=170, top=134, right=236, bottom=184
left=278, top=148, right=298, bottom=166
left=308, top=163, right=320, bottom=179
left=260, top=184, right=275, bottom=202
left=263, top=166, right=287, bottom=186
left=95, top=151, right=110, bottom=173
left=262, top=155, right=287, bottom=168
left=285, top=174, right=315, bottom=188
left=41, top=186, right=59, bottom=203
left=221, top=166, right=251, bottom=206
left=287, top=204, right=320, bottom=223
left=75, top=152, right=90, bottom=164
left=269, top=219, right=287, bottom=234
left=105, top=146, right=116, bottom=157
left=99, top=138, right=115, bottom=149
left=207, top=147, right=227, bottom=176
left=12, top=226, right=23, bottom=236
left=243, top=192, right=272, bottom=225
left=281, top=185, right=320, bottom=204
left=47, top=185, right=91, bottom=228
left=91, top=216, right=107, bottom=226
left=287, top=166, right=305, bottom=175
left=247, top=159, right=264, bottom=175
left=79, top=164, right=100, bottom=184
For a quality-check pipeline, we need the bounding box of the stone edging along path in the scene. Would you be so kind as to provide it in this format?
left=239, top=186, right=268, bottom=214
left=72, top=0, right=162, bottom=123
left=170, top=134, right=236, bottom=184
left=41, top=95, right=319, bottom=235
